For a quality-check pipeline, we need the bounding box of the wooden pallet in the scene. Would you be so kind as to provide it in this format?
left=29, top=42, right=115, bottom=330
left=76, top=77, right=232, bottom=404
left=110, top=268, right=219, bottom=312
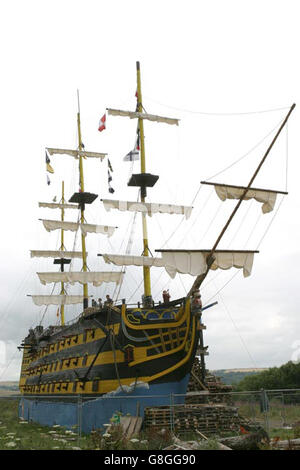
left=144, top=404, right=242, bottom=435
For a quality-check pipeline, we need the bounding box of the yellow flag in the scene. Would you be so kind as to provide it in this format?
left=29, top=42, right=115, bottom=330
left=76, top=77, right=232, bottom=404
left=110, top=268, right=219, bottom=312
left=46, top=163, right=54, bottom=174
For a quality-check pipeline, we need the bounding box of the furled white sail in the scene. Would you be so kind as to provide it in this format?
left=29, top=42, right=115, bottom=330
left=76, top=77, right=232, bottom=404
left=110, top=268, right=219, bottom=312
left=104, top=250, right=255, bottom=277
left=42, top=219, right=79, bottom=233
left=31, top=295, right=86, bottom=306
left=80, top=223, right=117, bottom=238
left=102, top=199, right=193, bottom=219
left=37, top=271, right=124, bottom=287
left=214, top=185, right=277, bottom=214
left=30, top=250, right=84, bottom=259
left=107, top=108, right=179, bottom=126
left=39, top=202, right=79, bottom=210
left=41, top=220, right=116, bottom=237
left=159, top=250, right=255, bottom=278
left=46, top=148, right=106, bottom=160
left=102, top=254, right=165, bottom=268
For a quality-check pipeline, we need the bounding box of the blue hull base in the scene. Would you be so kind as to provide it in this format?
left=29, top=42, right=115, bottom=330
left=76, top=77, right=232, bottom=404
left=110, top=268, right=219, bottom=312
left=19, top=375, right=189, bottom=434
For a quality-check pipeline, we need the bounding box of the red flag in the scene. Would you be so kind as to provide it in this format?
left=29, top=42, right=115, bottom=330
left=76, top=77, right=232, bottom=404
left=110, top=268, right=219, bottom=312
left=98, top=113, right=106, bottom=132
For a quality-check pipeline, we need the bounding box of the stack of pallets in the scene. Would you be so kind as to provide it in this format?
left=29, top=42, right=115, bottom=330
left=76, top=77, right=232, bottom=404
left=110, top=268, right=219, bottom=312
left=144, top=404, right=242, bottom=435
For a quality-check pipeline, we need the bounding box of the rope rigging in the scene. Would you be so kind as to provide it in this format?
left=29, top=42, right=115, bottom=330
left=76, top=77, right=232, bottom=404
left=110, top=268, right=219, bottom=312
left=144, top=96, right=290, bottom=117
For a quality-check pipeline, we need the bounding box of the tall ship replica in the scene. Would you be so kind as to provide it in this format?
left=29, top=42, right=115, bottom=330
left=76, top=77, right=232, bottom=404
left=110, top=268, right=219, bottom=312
left=18, top=63, right=295, bottom=431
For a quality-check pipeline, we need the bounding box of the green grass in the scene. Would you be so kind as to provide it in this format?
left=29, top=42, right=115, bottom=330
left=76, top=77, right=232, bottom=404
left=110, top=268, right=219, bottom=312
left=1, top=397, right=299, bottom=450
left=236, top=400, right=300, bottom=428
left=0, top=399, right=219, bottom=450
left=0, top=399, right=91, bottom=450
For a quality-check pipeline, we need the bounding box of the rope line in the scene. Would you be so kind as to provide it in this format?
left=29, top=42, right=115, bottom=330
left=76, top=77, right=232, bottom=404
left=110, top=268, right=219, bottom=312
left=256, top=196, right=285, bottom=250
left=213, top=281, right=257, bottom=368
left=144, top=96, right=289, bottom=116
left=0, top=349, right=19, bottom=381
left=205, top=117, right=285, bottom=182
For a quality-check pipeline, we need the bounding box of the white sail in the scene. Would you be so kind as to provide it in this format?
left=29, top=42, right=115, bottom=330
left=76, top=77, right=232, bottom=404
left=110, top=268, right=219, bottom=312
left=30, top=250, right=84, bottom=259
left=214, top=185, right=278, bottom=214
left=102, top=254, right=165, bottom=268
left=103, top=251, right=255, bottom=278
left=107, top=108, right=179, bottom=126
left=46, top=148, right=106, bottom=160
left=159, top=250, right=255, bottom=278
left=39, top=202, right=79, bottom=210
left=102, top=199, right=193, bottom=219
left=42, top=219, right=79, bottom=233
left=31, top=295, right=86, bottom=306
left=41, top=220, right=116, bottom=238
left=80, top=223, right=117, bottom=238
left=37, top=271, right=124, bottom=287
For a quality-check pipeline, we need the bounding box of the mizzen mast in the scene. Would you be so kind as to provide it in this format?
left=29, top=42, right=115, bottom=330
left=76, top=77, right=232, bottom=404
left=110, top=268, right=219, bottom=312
left=56, top=181, right=68, bottom=325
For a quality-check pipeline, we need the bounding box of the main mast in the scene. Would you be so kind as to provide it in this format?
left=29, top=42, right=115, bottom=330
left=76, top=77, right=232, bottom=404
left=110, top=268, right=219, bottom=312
left=77, top=92, right=89, bottom=309
left=136, top=61, right=152, bottom=302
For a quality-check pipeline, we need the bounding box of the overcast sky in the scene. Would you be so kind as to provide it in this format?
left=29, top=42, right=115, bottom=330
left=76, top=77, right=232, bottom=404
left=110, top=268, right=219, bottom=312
left=1, top=0, right=300, bottom=381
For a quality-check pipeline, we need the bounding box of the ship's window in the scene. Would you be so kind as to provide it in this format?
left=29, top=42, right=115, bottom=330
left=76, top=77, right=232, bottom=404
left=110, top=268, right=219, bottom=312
left=82, top=355, right=88, bottom=367
left=79, top=382, right=85, bottom=390
left=124, top=346, right=134, bottom=363
left=92, top=379, right=99, bottom=392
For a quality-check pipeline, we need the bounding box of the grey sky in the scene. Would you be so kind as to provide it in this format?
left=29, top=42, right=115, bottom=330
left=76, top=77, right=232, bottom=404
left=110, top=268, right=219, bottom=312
left=0, top=0, right=300, bottom=380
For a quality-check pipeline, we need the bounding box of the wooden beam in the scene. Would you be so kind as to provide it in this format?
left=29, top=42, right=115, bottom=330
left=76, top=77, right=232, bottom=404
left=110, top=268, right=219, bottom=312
left=155, top=249, right=259, bottom=253
left=201, top=181, right=288, bottom=195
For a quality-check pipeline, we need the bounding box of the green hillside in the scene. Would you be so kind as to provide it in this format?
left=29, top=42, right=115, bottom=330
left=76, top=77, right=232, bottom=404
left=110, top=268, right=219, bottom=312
left=235, top=361, right=300, bottom=391
left=0, top=381, right=19, bottom=394
left=213, top=368, right=268, bottom=386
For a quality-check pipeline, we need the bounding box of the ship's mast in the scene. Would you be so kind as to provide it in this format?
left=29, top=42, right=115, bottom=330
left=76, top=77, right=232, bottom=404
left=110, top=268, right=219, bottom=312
left=60, top=181, right=65, bottom=325
left=136, top=62, right=152, bottom=301
left=77, top=91, right=89, bottom=309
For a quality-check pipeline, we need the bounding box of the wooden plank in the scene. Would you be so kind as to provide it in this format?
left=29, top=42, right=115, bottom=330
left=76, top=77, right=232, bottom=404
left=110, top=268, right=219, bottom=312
left=120, top=417, right=132, bottom=435
left=120, top=416, right=143, bottom=439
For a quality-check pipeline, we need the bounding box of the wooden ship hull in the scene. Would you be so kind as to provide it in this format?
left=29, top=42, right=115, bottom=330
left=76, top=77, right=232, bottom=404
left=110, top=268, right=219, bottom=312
left=19, top=299, right=206, bottom=431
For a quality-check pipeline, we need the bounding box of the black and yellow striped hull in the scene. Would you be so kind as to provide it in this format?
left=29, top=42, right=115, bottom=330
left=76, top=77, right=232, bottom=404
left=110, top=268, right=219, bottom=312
left=19, top=298, right=203, bottom=397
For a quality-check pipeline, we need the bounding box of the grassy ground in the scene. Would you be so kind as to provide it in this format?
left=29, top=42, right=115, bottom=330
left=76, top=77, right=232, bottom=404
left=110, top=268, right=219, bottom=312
left=0, top=399, right=91, bottom=450
left=0, top=399, right=222, bottom=450
left=0, top=398, right=299, bottom=450
left=236, top=400, right=300, bottom=430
